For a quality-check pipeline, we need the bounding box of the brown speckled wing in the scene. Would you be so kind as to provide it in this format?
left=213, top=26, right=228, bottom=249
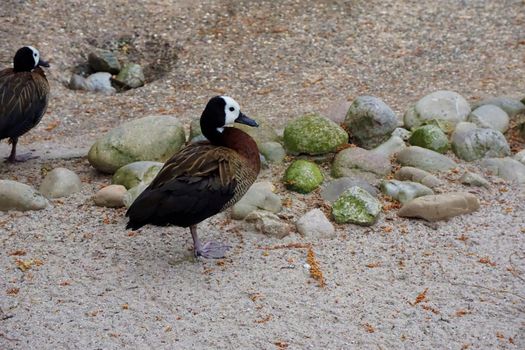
left=0, top=68, right=49, bottom=139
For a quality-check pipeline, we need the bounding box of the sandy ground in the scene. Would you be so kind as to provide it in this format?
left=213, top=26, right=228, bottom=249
left=1, top=0, right=524, bottom=349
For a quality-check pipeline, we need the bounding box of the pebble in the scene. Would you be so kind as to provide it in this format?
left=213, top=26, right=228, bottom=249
left=88, top=50, right=121, bottom=74
left=0, top=180, right=48, bottom=211
left=244, top=210, right=290, bottom=238
left=85, top=72, right=116, bottom=95
left=380, top=180, right=434, bottom=203
left=114, top=63, right=145, bottom=89
left=258, top=141, right=286, bottom=164
left=332, top=147, right=392, bottom=183
left=398, top=192, right=480, bottom=221
left=514, top=150, right=525, bottom=165
left=394, top=166, right=443, bottom=188
left=93, top=185, right=127, bottom=208
left=296, top=209, right=335, bottom=239
left=396, top=146, right=457, bottom=173
left=321, top=177, right=379, bottom=203
left=459, top=172, right=490, bottom=188
left=39, top=168, right=82, bottom=198
left=371, top=135, right=407, bottom=158
left=231, top=182, right=282, bottom=220
left=391, top=127, right=412, bottom=141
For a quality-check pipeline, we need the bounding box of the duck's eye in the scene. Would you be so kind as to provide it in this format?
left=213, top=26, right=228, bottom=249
left=229, top=107, right=235, bottom=112
left=34, top=53, right=37, bottom=57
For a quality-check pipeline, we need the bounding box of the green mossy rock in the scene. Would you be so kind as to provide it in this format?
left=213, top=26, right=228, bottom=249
left=283, top=114, right=348, bottom=155
left=283, top=160, right=324, bottom=193
left=331, top=186, right=381, bottom=225
left=114, top=63, right=145, bottom=89
left=408, top=125, right=449, bottom=154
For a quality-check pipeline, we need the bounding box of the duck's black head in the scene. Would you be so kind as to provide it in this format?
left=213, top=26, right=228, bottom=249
left=200, top=96, right=258, bottom=143
left=13, top=46, right=50, bottom=72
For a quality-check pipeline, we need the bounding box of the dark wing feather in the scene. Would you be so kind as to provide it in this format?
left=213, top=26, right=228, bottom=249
left=125, top=143, right=238, bottom=229
left=0, top=69, right=49, bottom=140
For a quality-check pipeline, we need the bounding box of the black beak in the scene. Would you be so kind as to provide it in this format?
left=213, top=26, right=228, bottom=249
left=38, top=59, right=50, bottom=68
left=235, top=112, right=258, bottom=127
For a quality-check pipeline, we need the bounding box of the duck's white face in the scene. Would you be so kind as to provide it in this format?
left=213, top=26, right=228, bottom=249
left=221, top=96, right=241, bottom=126
left=26, top=46, right=40, bottom=68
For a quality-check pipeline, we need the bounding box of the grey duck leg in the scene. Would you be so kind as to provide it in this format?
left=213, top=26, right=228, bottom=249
left=190, top=225, right=230, bottom=259
left=6, top=137, right=37, bottom=163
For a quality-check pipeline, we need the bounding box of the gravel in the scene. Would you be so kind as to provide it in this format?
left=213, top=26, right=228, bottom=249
left=1, top=0, right=524, bottom=349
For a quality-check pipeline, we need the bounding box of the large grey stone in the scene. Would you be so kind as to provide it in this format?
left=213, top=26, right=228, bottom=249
left=123, top=182, right=148, bottom=208
left=398, top=192, right=479, bottom=221
left=296, top=209, right=335, bottom=239
left=283, top=114, right=348, bottom=155
left=258, top=142, right=286, bottom=164
left=39, top=168, right=82, bottom=198
left=0, top=180, right=47, bottom=211
left=394, top=166, right=443, bottom=188
left=404, top=90, right=471, bottom=133
left=232, top=182, right=282, bottom=220
left=112, top=161, right=164, bottom=189
left=380, top=180, right=434, bottom=203
left=235, top=120, right=281, bottom=147
left=331, top=186, right=381, bottom=225
left=451, top=122, right=510, bottom=161
left=473, top=96, right=525, bottom=118
left=344, top=96, right=398, bottom=149
left=85, top=72, right=116, bottom=95
left=468, top=105, right=510, bottom=133
left=396, top=146, right=457, bottom=173
left=514, top=150, right=525, bottom=165
left=321, top=177, right=378, bottom=203
left=88, top=116, right=186, bottom=174
left=332, top=147, right=392, bottom=182
left=481, top=157, right=525, bottom=184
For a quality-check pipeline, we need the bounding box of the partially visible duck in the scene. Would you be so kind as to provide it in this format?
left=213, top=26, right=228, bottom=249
left=0, top=46, right=50, bottom=162
left=126, top=96, right=261, bottom=259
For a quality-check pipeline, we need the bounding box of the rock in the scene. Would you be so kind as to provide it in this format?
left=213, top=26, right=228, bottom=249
left=473, top=96, right=525, bottom=118
left=244, top=210, right=290, bottom=238
left=481, top=157, right=525, bottom=184
left=259, top=142, right=286, bottom=164
left=371, top=135, right=406, bottom=158
left=321, top=177, right=378, bottom=203
left=396, top=146, right=457, bottom=173
left=398, top=192, right=480, bottom=221
left=69, top=74, right=89, bottom=90
left=283, top=160, right=324, bottom=193
left=88, top=50, right=121, bottom=74
left=39, top=168, right=82, bottom=198
left=113, top=63, right=145, bottom=89
left=404, top=90, right=471, bottom=133
left=408, top=125, right=449, bottom=154
left=123, top=182, right=148, bottom=208
left=514, top=150, right=525, bottom=165
left=112, top=161, right=164, bottom=189
left=331, top=186, right=381, bottom=225
left=72, top=62, right=94, bottom=77
left=283, top=114, right=348, bottom=155
left=468, top=105, right=509, bottom=133
left=460, top=172, right=490, bottom=188
left=88, top=115, right=186, bottom=173
left=394, top=166, right=443, bottom=188
left=0, top=180, right=47, bottom=211
left=235, top=119, right=281, bottom=147
left=380, top=180, right=434, bottom=203
left=85, top=72, right=116, bottom=95
left=323, top=98, right=351, bottom=124
left=93, top=185, right=127, bottom=208
left=392, top=127, right=412, bottom=141
left=451, top=122, right=510, bottom=161
left=296, top=209, right=335, bottom=239
left=189, top=118, right=202, bottom=140
left=332, top=147, right=392, bottom=182
left=232, top=182, right=282, bottom=220
left=344, top=96, right=398, bottom=149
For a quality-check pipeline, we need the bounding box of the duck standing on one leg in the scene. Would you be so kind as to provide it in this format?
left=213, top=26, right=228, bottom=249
left=126, top=96, right=261, bottom=259
left=0, top=46, right=50, bottom=162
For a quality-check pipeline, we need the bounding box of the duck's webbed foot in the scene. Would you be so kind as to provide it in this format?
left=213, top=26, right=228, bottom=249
left=190, top=225, right=231, bottom=259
